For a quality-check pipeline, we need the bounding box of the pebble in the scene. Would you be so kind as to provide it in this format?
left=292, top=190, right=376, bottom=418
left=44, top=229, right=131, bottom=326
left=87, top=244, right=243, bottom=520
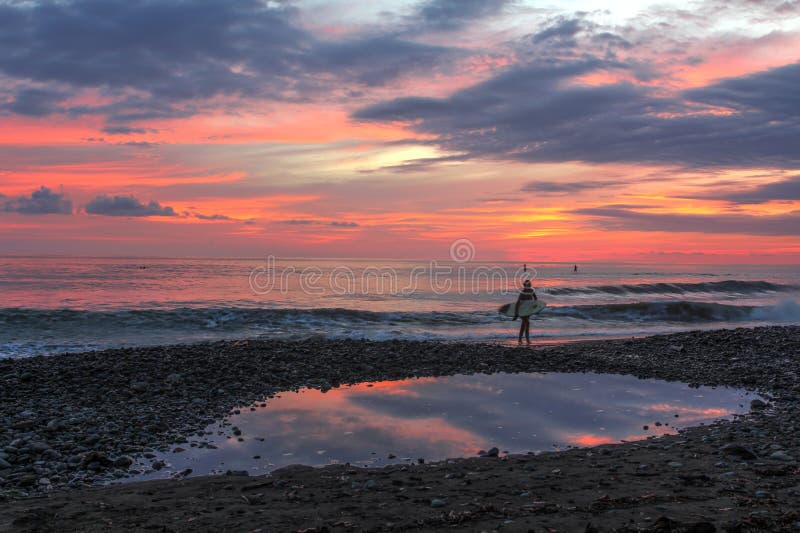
left=769, top=451, right=794, bottom=462
left=430, top=498, right=447, bottom=507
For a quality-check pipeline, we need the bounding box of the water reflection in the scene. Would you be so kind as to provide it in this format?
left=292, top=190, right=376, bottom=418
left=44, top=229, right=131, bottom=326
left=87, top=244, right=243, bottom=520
left=129, top=372, right=756, bottom=481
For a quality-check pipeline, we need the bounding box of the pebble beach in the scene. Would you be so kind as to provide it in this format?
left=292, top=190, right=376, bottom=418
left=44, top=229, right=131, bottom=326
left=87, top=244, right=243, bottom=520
left=1, top=325, right=800, bottom=531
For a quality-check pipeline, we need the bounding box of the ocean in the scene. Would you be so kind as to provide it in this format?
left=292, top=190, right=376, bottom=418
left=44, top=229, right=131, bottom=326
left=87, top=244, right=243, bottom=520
left=1, top=256, right=799, bottom=358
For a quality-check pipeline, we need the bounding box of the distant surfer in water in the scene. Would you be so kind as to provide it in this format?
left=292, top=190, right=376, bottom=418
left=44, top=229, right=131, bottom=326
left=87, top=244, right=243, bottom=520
left=513, top=279, right=537, bottom=345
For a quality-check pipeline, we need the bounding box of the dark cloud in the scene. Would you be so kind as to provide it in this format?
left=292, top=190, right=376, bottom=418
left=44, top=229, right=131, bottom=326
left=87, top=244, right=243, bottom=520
left=280, top=219, right=319, bottom=225
left=685, top=62, right=800, bottom=118
left=693, top=175, right=800, bottom=204
left=194, top=213, right=233, bottom=221
left=532, top=16, right=583, bottom=47
left=85, top=195, right=177, bottom=217
left=354, top=58, right=800, bottom=168
left=411, top=0, right=511, bottom=31
left=1, top=87, right=69, bottom=117
left=329, top=221, right=359, bottom=227
left=101, top=125, right=155, bottom=135
left=279, top=219, right=358, bottom=227
left=309, top=37, right=455, bottom=87
left=478, top=197, right=523, bottom=203
left=521, top=180, right=623, bottom=194
left=2, top=186, right=73, bottom=215
left=0, top=0, right=458, bottom=125
left=573, top=206, right=800, bottom=236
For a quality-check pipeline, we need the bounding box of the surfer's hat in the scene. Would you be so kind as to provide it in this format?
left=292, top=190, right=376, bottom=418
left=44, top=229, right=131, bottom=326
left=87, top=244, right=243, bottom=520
left=523, top=279, right=532, bottom=287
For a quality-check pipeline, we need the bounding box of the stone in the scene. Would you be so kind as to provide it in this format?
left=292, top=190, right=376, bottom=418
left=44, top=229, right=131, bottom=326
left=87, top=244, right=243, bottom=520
left=113, top=456, right=133, bottom=468
left=430, top=498, right=447, bottom=508
left=28, top=442, right=50, bottom=453
left=769, top=451, right=794, bottom=462
left=750, top=399, right=768, bottom=410
left=129, top=381, right=149, bottom=392
left=720, top=444, right=758, bottom=460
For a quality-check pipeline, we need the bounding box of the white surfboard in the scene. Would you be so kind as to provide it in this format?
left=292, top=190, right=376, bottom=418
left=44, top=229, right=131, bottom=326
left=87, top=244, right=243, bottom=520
left=498, top=299, right=546, bottom=318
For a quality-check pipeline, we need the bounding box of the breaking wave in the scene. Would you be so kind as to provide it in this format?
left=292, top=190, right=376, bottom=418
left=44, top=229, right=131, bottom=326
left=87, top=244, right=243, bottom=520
left=1, top=300, right=797, bottom=358
left=548, top=300, right=800, bottom=322
left=543, top=280, right=796, bottom=297
left=1, top=300, right=798, bottom=332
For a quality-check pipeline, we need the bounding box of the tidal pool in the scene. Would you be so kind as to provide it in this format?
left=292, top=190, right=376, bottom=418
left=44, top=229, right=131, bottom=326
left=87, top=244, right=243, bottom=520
left=130, top=371, right=757, bottom=481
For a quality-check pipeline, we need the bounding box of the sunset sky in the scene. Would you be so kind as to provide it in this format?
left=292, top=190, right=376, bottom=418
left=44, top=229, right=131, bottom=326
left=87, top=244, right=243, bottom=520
left=1, top=0, right=799, bottom=262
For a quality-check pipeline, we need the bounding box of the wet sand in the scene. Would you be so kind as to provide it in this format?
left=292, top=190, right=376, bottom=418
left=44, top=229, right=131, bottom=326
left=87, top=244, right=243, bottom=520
left=2, top=326, right=800, bottom=531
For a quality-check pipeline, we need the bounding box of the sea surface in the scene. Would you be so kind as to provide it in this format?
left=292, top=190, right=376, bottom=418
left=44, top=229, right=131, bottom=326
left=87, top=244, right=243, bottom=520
left=1, top=256, right=799, bottom=358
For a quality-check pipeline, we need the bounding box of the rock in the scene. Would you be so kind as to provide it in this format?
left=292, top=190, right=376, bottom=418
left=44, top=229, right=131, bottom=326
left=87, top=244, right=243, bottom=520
left=769, top=451, right=794, bottom=462
left=130, top=381, right=148, bottom=392
left=430, top=498, right=447, bottom=508
left=28, top=442, right=50, bottom=453
left=364, top=479, right=379, bottom=490
left=0, top=458, right=11, bottom=469
left=750, top=399, right=768, bottom=410
left=668, top=461, right=683, bottom=468
left=720, top=444, right=758, bottom=460
left=113, top=456, right=133, bottom=468
left=478, top=447, right=500, bottom=457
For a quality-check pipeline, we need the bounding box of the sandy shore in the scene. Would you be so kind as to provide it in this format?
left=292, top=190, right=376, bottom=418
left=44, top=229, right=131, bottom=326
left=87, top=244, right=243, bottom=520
left=2, top=326, right=800, bottom=531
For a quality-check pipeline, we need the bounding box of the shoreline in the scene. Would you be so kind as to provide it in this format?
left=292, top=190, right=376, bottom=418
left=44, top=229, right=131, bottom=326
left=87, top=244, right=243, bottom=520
left=2, top=326, right=800, bottom=531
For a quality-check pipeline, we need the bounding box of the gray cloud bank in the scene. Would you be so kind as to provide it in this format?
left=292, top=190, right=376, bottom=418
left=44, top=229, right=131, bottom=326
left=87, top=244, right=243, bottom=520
left=1, top=186, right=73, bottom=215
left=85, top=195, right=177, bottom=217
left=693, top=175, right=800, bottom=204
left=574, top=206, right=800, bottom=236
left=0, top=0, right=459, bottom=127
left=354, top=57, right=800, bottom=168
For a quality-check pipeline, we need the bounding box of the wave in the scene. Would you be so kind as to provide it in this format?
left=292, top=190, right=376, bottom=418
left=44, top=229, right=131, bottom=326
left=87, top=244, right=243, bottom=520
left=549, top=300, right=800, bottom=322
left=0, top=307, right=492, bottom=332
left=1, top=300, right=798, bottom=333
left=1, top=301, right=798, bottom=358
left=544, top=280, right=797, bottom=297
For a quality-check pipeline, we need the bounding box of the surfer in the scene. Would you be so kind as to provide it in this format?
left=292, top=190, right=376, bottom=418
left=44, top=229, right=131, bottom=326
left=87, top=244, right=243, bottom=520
left=513, top=279, right=537, bottom=345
